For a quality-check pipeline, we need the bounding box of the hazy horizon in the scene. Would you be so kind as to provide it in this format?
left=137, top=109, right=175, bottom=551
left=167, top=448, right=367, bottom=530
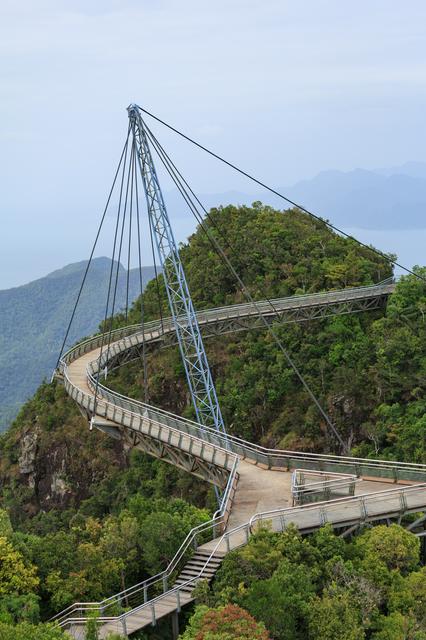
left=1, top=1, right=426, bottom=288
left=1, top=160, right=426, bottom=290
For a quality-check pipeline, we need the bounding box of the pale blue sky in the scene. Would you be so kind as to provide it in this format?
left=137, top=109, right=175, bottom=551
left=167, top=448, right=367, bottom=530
left=1, top=1, right=426, bottom=288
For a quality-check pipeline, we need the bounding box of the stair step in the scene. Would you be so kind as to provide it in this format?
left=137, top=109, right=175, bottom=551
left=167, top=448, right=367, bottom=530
left=187, top=558, right=222, bottom=566
left=174, top=583, right=195, bottom=592
left=196, top=550, right=226, bottom=558
left=183, top=563, right=216, bottom=571
left=177, top=576, right=209, bottom=584
left=176, top=573, right=212, bottom=582
left=181, top=569, right=215, bottom=577
left=179, top=568, right=216, bottom=577
left=177, top=574, right=213, bottom=584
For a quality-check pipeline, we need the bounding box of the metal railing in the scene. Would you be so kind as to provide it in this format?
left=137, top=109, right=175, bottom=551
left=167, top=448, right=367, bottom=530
left=291, top=469, right=359, bottom=505
left=55, top=481, right=426, bottom=637
left=58, top=281, right=395, bottom=370
left=57, top=285, right=426, bottom=487
left=51, top=453, right=239, bottom=628
left=250, top=483, right=426, bottom=533
left=57, top=517, right=252, bottom=639
left=194, top=279, right=395, bottom=322
left=85, top=366, right=426, bottom=484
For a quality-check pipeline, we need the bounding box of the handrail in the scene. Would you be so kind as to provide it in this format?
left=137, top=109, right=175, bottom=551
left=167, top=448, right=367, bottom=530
left=193, top=280, right=395, bottom=318
left=291, top=469, right=359, bottom=505
left=58, top=519, right=252, bottom=633
left=291, top=469, right=358, bottom=492
left=51, top=435, right=239, bottom=625
left=59, top=281, right=395, bottom=368
left=56, top=481, right=425, bottom=633
left=249, top=482, right=426, bottom=530
left=88, top=368, right=426, bottom=481
left=53, top=280, right=418, bottom=633
left=94, top=373, right=426, bottom=471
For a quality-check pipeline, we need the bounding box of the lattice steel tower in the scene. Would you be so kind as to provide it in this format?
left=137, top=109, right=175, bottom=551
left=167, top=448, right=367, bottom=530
left=128, top=104, right=226, bottom=437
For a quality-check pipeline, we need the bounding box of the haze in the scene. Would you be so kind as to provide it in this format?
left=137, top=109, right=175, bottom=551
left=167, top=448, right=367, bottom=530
left=1, top=1, right=426, bottom=289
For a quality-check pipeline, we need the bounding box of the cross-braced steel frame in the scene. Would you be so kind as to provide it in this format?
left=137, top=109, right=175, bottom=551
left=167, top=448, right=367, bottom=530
left=93, top=420, right=230, bottom=488
left=128, top=104, right=226, bottom=436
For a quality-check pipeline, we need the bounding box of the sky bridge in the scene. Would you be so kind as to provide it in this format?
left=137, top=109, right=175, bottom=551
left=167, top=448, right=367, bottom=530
left=52, top=105, right=426, bottom=638
left=53, top=282, right=426, bottom=639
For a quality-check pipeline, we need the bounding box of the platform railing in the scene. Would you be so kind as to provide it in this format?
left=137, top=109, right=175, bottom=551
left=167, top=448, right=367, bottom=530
left=58, top=281, right=395, bottom=370
left=55, top=481, right=425, bottom=637
left=291, top=469, right=359, bottom=505
left=84, top=364, right=426, bottom=485
left=250, top=483, right=426, bottom=533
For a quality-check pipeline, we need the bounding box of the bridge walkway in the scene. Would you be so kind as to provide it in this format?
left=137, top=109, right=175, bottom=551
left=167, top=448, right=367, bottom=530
left=53, top=284, right=426, bottom=638
left=94, top=467, right=418, bottom=638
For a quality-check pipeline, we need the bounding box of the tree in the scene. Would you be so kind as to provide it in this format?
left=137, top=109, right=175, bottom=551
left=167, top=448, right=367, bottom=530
left=85, top=612, right=100, bottom=640
left=0, top=622, right=65, bottom=639
left=0, top=593, right=40, bottom=624
left=99, top=513, right=140, bottom=592
left=355, top=525, right=420, bottom=576
left=308, top=592, right=365, bottom=640
left=139, top=511, right=188, bottom=574
left=0, top=509, right=13, bottom=538
left=242, top=559, right=315, bottom=640
left=180, top=603, right=271, bottom=640
left=388, top=567, right=426, bottom=631
left=0, top=535, right=39, bottom=596
left=371, top=612, right=426, bottom=640
left=212, top=527, right=284, bottom=603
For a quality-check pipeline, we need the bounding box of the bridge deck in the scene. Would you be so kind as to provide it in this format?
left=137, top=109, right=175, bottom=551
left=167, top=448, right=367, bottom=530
left=56, top=284, right=426, bottom=639
left=66, top=346, right=406, bottom=528
left=94, top=461, right=417, bottom=638
left=226, top=460, right=404, bottom=530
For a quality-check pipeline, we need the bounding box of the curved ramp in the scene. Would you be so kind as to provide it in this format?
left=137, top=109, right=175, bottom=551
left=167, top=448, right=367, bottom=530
left=53, top=282, right=426, bottom=637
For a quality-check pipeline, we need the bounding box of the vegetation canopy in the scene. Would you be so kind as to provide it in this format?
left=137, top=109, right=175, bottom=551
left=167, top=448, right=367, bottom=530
left=0, top=204, right=424, bottom=637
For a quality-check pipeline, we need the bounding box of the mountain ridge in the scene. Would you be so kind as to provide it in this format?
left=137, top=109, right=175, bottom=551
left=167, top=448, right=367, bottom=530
left=0, top=257, right=155, bottom=431
left=165, top=161, right=426, bottom=231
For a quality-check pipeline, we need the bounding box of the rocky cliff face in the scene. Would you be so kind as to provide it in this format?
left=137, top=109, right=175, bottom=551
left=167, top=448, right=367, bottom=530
left=0, top=382, right=127, bottom=520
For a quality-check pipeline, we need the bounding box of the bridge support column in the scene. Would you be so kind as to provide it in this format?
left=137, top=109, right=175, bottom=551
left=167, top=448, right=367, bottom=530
left=121, top=616, right=128, bottom=638
left=171, top=610, right=179, bottom=640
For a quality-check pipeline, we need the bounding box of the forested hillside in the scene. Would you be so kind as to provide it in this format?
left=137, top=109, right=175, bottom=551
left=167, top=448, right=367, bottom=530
left=0, top=203, right=424, bottom=638
left=183, top=522, right=426, bottom=639
left=0, top=258, right=155, bottom=431
left=110, top=203, right=425, bottom=460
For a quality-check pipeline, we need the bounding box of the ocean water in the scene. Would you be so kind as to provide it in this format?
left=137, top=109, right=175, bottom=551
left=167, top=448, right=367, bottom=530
left=342, top=227, right=426, bottom=274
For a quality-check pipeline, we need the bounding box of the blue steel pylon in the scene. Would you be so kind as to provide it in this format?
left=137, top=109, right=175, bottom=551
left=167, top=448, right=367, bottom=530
left=128, top=104, right=227, bottom=438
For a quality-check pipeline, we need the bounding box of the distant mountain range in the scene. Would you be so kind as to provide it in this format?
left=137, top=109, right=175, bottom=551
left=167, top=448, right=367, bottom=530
left=165, top=161, right=426, bottom=230
left=2, top=160, right=425, bottom=430
left=0, top=258, right=155, bottom=431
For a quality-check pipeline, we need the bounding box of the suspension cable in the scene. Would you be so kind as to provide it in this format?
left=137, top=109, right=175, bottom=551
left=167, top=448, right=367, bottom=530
left=93, top=129, right=131, bottom=411
left=126, top=143, right=134, bottom=321
left=133, top=139, right=149, bottom=402
left=138, top=106, right=426, bottom=284
left=145, top=124, right=347, bottom=450
left=105, top=141, right=134, bottom=355
left=147, top=203, right=165, bottom=334
left=56, top=128, right=130, bottom=368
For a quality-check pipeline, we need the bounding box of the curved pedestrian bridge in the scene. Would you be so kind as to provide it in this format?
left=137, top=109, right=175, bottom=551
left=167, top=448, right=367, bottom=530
left=52, top=282, right=426, bottom=638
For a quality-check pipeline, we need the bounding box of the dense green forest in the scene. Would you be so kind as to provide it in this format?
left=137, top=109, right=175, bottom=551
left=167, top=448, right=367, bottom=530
left=183, top=522, right=426, bottom=639
left=109, top=203, right=425, bottom=460
left=0, top=203, right=424, bottom=638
